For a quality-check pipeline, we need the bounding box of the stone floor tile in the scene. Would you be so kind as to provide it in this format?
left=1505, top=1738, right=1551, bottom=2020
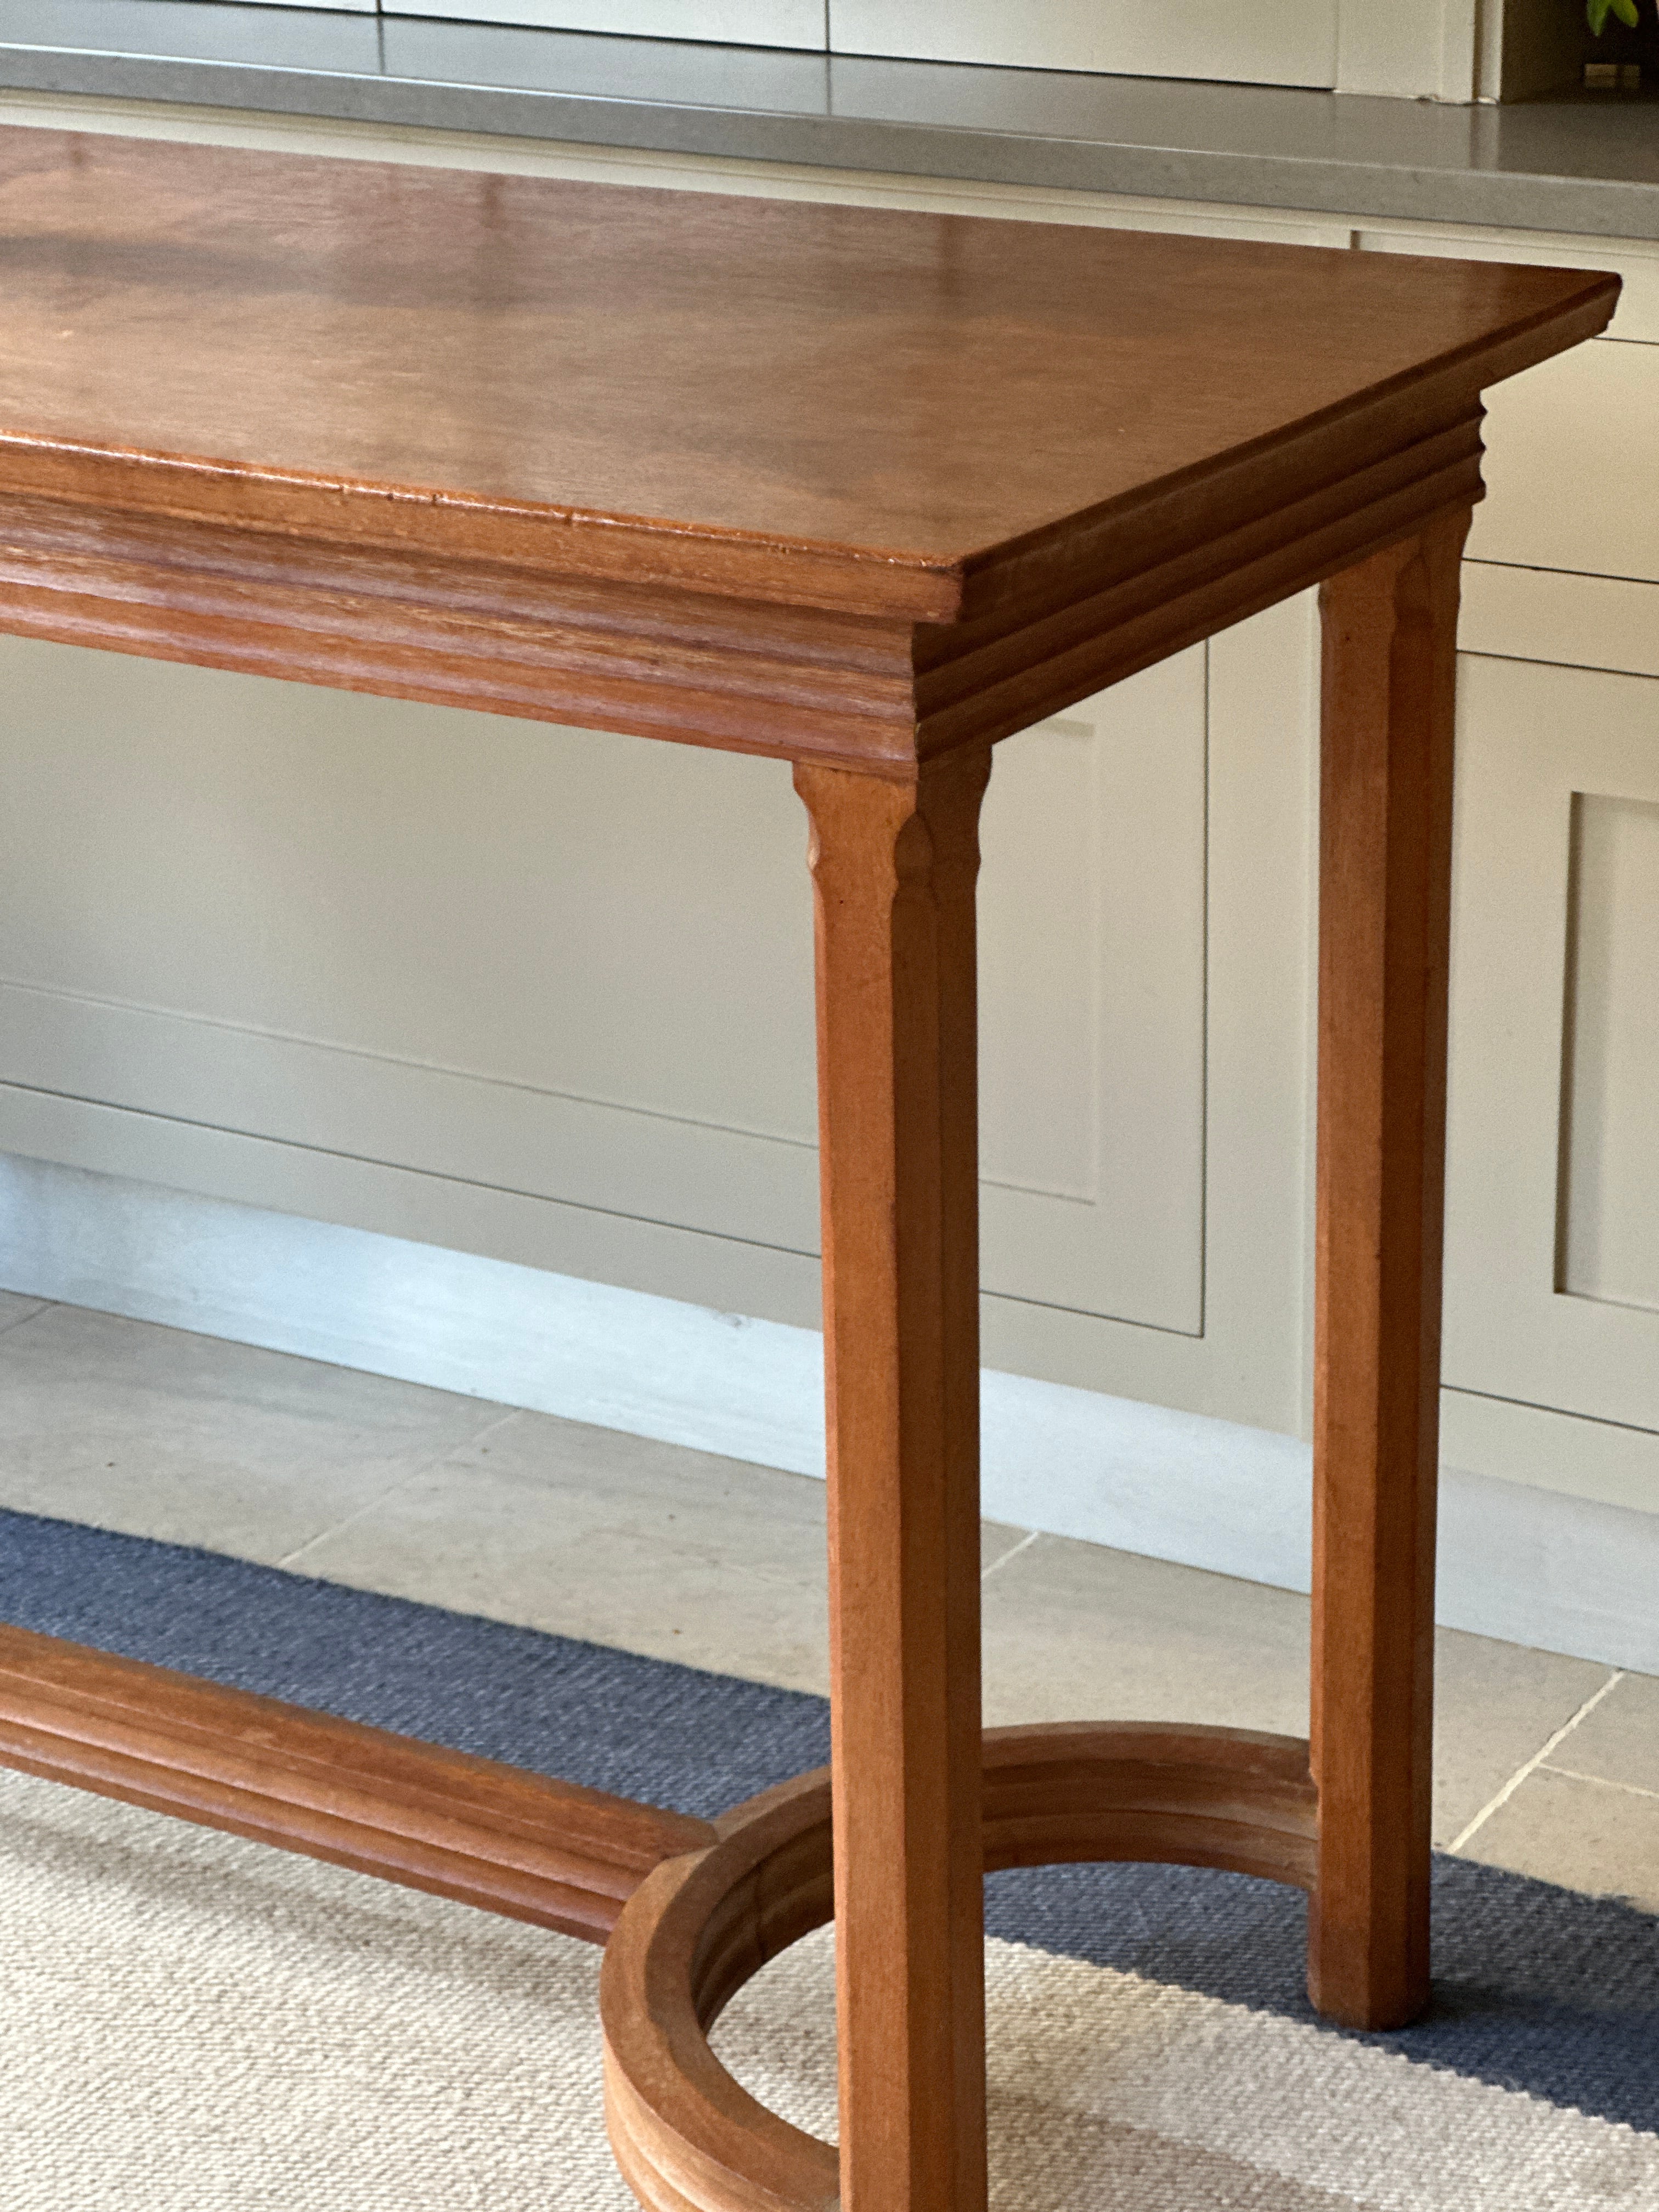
left=981, top=1521, right=1033, bottom=1576
left=5, top=1298, right=1643, bottom=1891
left=0, top=1292, right=49, bottom=1335
left=978, top=1533, right=1311, bottom=1737
left=978, top=1534, right=1614, bottom=1850
left=1544, top=1668, right=1659, bottom=1799
left=0, top=1305, right=505, bottom=1562
left=1460, top=1765, right=1659, bottom=1909
left=1431, top=1630, right=1613, bottom=1847
left=290, top=1409, right=834, bottom=1692
left=294, top=1410, right=1035, bottom=1694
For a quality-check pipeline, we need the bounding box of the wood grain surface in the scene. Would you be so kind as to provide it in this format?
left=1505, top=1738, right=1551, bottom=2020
left=0, top=1622, right=713, bottom=1944
left=0, top=130, right=1618, bottom=768
left=796, top=749, right=991, bottom=2212
left=602, top=1723, right=1317, bottom=2212
left=604, top=1767, right=843, bottom=2212
left=1308, top=512, right=1469, bottom=2032
left=0, top=134, right=1612, bottom=583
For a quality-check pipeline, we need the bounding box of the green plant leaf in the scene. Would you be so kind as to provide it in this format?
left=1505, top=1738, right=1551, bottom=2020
left=1587, top=0, right=1642, bottom=32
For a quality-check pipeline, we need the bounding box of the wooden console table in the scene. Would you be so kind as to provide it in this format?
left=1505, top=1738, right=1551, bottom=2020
left=0, top=130, right=1615, bottom=2212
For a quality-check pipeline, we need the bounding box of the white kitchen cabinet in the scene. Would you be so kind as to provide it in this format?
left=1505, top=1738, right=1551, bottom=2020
left=1443, top=656, right=1659, bottom=1440
left=0, top=564, right=1321, bottom=1437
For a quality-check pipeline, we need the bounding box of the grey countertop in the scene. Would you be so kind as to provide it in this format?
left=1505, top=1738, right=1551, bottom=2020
left=4, top=0, right=1658, bottom=241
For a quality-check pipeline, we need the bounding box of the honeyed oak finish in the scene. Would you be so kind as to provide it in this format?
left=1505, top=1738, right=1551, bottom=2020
left=0, top=1624, right=712, bottom=1942
left=797, top=749, right=991, bottom=2212
left=1310, top=513, right=1469, bottom=2030
left=602, top=1725, right=1319, bottom=2212
left=0, top=127, right=1619, bottom=2212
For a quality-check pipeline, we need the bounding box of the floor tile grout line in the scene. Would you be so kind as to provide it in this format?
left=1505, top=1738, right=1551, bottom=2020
left=1541, top=1761, right=1659, bottom=1805
left=0, top=1297, right=54, bottom=1342
left=981, top=1529, right=1041, bottom=1584
left=1446, top=1669, right=1626, bottom=1854
left=272, top=1406, right=526, bottom=1572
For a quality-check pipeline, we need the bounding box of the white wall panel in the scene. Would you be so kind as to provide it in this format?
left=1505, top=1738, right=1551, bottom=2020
left=828, top=1, right=1339, bottom=88
left=244, top=0, right=1464, bottom=93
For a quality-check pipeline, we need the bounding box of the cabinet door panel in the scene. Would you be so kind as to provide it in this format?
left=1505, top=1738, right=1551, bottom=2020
left=1560, top=792, right=1659, bottom=1313
left=830, top=0, right=1338, bottom=87
left=1444, top=654, right=1659, bottom=1436
left=979, top=651, right=1207, bottom=1333
left=0, top=636, right=1205, bottom=1334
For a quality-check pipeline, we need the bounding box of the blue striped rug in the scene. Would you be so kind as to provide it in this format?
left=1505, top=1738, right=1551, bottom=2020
left=1, top=1502, right=1654, bottom=2207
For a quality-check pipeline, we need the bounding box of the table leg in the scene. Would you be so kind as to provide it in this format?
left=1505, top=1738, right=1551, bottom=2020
left=794, top=748, right=991, bottom=2212
left=1308, top=509, right=1471, bottom=2030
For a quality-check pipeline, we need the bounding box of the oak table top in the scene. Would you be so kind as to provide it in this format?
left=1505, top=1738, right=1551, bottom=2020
left=0, top=129, right=1618, bottom=772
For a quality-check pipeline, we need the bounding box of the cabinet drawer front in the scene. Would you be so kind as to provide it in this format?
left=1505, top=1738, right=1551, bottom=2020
left=1361, top=229, right=1659, bottom=586
left=1460, top=565, right=1659, bottom=681
left=1361, top=227, right=1659, bottom=584
left=1359, top=229, right=1659, bottom=345
left=381, top=2, right=827, bottom=46
left=1469, top=339, right=1659, bottom=586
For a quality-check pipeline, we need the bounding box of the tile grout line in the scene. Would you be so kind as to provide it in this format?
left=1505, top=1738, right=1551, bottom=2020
left=1446, top=1669, right=1627, bottom=1855
left=1542, top=1762, right=1659, bottom=1805
left=981, top=1529, right=1041, bottom=1584
left=273, top=1406, right=525, bottom=1572
left=0, top=1297, right=54, bottom=1342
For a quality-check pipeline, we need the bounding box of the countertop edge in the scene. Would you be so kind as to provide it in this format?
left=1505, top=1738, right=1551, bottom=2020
left=2, top=44, right=1657, bottom=245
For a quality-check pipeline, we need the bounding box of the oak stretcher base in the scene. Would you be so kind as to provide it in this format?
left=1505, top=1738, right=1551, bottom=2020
left=0, top=1620, right=1317, bottom=2212
left=0, top=1623, right=713, bottom=1943
left=601, top=1725, right=1319, bottom=2212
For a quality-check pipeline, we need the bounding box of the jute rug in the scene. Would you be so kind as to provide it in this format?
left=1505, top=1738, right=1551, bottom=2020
left=1, top=1508, right=1655, bottom=2208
